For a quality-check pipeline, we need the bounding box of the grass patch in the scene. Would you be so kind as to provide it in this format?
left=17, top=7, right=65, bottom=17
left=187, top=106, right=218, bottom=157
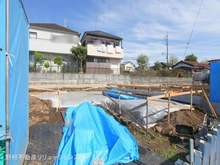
left=160, top=144, right=182, bottom=161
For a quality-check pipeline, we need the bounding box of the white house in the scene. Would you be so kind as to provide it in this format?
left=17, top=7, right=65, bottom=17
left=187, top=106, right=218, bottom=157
left=80, top=30, right=123, bottom=74
left=122, top=61, right=136, bottom=72
left=29, top=23, right=80, bottom=72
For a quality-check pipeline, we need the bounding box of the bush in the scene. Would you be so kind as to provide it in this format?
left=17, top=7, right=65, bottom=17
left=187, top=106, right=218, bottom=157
left=44, top=61, right=50, bottom=68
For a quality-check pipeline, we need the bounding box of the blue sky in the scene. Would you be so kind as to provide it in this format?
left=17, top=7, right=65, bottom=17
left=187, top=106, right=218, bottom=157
left=22, top=0, right=220, bottom=66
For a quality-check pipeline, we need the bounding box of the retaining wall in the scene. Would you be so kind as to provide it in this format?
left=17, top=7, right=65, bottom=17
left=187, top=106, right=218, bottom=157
left=29, top=73, right=193, bottom=85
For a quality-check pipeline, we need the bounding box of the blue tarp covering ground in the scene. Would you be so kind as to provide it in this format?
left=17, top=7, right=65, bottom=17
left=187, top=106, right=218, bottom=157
left=54, top=102, right=139, bottom=165
left=103, top=87, right=142, bottom=100
left=0, top=0, right=29, bottom=164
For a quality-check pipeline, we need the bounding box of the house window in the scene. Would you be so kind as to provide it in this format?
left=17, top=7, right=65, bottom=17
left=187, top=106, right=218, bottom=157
left=30, top=32, right=37, bottom=39
left=87, top=57, right=110, bottom=63
left=29, top=53, right=35, bottom=62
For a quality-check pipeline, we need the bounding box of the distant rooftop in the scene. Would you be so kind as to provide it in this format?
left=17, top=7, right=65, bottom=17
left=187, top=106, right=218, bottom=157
left=81, top=30, right=123, bottom=41
left=173, top=60, right=210, bottom=69
left=208, top=59, right=220, bottom=63
left=30, top=23, right=80, bottom=36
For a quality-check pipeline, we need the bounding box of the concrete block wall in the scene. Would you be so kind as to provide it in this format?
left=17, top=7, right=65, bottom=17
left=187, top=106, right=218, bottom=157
left=172, top=94, right=220, bottom=116
left=29, top=73, right=192, bottom=85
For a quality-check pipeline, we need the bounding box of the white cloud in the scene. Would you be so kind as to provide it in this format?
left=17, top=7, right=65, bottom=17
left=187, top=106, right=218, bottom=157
left=76, top=0, right=220, bottom=64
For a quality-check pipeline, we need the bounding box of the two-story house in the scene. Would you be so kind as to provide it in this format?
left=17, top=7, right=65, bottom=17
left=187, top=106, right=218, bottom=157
left=29, top=23, right=80, bottom=71
left=80, top=30, right=123, bottom=74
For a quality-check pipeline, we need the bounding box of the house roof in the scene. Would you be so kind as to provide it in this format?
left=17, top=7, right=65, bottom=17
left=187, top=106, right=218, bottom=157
left=208, top=59, right=220, bottom=63
left=122, top=61, right=135, bottom=65
left=30, top=23, right=80, bottom=36
left=173, top=60, right=210, bottom=69
left=81, top=30, right=123, bottom=42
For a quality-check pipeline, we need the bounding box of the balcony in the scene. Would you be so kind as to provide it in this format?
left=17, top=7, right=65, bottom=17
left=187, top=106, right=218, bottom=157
left=29, top=38, right=77, bottom=54
left=87, top=44, right=123, bottom=59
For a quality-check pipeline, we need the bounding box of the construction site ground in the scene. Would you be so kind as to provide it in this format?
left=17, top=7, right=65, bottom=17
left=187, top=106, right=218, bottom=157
left=28, top=85, right=214, bottom=164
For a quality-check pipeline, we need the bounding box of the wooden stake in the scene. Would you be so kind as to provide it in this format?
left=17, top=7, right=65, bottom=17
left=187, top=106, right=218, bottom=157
left=202, top=90, right=217, bottom=118
left=119, top=92, right=121, bottom=115
left=190, top=89, right=193, bottom=111
left=146, top=98, right=149, bottom=132
left=56, top=89, right=60, bottom=112
left=168, top=91, right=171, bottom=123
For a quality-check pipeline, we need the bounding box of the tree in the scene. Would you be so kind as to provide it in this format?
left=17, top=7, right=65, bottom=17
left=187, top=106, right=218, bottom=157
left=137, top=54, right=149, bottom=70
left=154, top=61, right=162, bottom=70
left=34, top=51, right=44, bottom=64
left=54, top=56, right=63, bottom=72
left=54, top=56, right=63, bottom=66
left=34, top=51, right=44, bottom=72
left=169, top=55, right=179, bottom=66
left=70, top=46, right=87, bottom=73
left=185, top=54, right=197, bottom=62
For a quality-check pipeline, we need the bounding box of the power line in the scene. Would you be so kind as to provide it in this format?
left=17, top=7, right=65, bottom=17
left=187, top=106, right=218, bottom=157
left=183, top=0, right=204, bottom=58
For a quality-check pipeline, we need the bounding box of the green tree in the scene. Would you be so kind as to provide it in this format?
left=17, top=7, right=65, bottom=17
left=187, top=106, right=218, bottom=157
left=54, top=56, right=63, bottom=72
left=137, top=54, right=149, bottom=70
left=54, top=56, right=63, bottom=66
left=34, top=51, right=44, bottom=72
left=70, top=46, right=87, bottom=73
left=185, top=54, right=197, bottom=62
left=154, top=61, right=162, bottom=70
left=169, top=55, right=179, bottom=66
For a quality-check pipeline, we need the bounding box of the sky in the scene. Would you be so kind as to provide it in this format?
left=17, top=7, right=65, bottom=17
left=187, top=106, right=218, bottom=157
left=22, top=0, right=220, bottom=66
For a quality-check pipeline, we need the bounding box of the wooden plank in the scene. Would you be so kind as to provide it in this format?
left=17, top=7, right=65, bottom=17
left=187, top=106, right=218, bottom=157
left=29, top=87, right=57, bottom=92
left=148, top=90, right=202, bottom=100
left=202, top=90, right=218, bottom=118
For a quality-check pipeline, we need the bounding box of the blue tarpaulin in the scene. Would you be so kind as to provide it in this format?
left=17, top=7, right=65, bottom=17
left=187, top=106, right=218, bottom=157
left=0, top=0, right=29, bottom=164
left=210, top=61, right=220, bottom=103
left=54, top=102, right=139, bottom=165
left=103, top=87, right=142, bottom=100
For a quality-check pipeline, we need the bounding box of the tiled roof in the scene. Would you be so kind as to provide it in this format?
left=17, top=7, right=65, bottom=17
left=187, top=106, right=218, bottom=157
left=173, top=60, right=209, bottom=69
left=30, top=23, right=80, bottom=35
left=82, top=30, right=122, bottom=40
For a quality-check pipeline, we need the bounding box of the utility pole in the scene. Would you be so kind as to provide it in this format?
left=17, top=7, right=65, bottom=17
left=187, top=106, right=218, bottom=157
left=64, top=19, right=67, bottom=27
left=164, top=33, right=169, bottom=69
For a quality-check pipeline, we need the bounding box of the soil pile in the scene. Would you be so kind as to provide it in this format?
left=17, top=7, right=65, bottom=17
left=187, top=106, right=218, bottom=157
left=29, top=96, right=64, bottom=127
left=153, top=109, right=205, bottom=136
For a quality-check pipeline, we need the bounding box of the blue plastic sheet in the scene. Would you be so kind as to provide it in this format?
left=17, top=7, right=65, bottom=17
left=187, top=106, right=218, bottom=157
left=104, top=87, right=142, bottom=100
left=210, top=62, right=220, bottom=103
left=0, top=0, right=29, bottom=164
left=54, top=102, right=139, bottom=165
left=0, top=0, right=6, bottom=139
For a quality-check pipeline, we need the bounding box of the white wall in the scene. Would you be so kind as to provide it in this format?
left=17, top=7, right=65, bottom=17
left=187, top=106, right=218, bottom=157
left=29, top=27, right=78, bottom=55
left=87, top=44, right=123, bottom=59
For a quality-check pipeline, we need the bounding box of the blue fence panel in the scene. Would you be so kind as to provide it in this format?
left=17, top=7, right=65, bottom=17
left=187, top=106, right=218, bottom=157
left=0, top=0, right=6, bottom=141
left=210, top=62, right=220, bottom=103
left=9, top=0, right=29, bottom=164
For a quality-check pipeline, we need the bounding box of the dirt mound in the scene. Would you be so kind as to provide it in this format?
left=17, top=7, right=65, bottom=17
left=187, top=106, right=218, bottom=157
left=29, top=96, right=64, bottom=127
left=153, top=109, right=205, bottom=136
